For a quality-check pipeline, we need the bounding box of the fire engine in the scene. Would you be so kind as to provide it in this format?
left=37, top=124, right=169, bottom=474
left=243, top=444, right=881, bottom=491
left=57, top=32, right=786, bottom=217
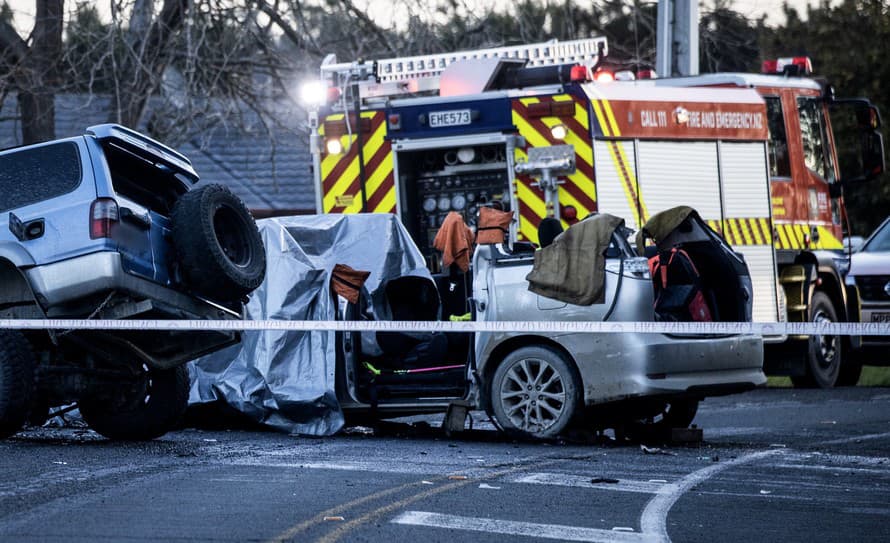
left=303, top=38, right=885, bottom=388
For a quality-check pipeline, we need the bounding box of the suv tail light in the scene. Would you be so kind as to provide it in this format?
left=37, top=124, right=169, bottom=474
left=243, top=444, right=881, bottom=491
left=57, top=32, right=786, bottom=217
left=90, top=198, right=119, bottom=239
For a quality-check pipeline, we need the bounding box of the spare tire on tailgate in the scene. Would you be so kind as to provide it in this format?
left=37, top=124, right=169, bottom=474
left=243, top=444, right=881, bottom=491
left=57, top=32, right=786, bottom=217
left=172, top=184, right=265, bottom=300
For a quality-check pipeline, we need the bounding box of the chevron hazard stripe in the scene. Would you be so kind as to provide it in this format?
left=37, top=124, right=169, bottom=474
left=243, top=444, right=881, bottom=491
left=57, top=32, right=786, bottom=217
left=320, top=111, right=396, bottom=214
left=512, top=94, right=596, bottom=244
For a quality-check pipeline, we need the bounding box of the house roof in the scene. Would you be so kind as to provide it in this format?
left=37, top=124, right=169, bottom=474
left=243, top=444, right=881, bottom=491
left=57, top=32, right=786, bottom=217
left=0, top=94, right=315, bottom=214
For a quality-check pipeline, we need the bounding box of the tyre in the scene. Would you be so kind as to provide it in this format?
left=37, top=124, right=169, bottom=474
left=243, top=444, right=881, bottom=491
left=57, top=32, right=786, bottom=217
left=80, top=365, right=189, bottom=441
left=489, top=345, right=581, bottom=439
left=791, top=291, right=842, bottom=389
left=171, top=184, right=265, bottom=301
left=0, top=330, right=35, bottom=439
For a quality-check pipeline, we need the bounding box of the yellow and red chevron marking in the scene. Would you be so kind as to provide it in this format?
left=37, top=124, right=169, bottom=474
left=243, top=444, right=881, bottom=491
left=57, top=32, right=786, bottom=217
left=586, top=89, right=649, bottom=228
left=705, top=218, right=773, bottom=246
left=512, top=94, right=596, bottom=244
left=772, top=222, right=843, bottom=251
left=319, top=111, right=396, bottom=214
left=704, top=218, right=843, bottom=250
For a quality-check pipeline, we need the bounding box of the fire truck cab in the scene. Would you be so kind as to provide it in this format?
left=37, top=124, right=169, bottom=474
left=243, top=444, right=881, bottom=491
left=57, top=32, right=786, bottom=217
left=306, top=40, right=884, bottom=389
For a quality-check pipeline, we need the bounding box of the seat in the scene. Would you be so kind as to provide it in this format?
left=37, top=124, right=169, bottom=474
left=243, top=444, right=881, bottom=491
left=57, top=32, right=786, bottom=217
left=537, top=217, right=564, bottom=248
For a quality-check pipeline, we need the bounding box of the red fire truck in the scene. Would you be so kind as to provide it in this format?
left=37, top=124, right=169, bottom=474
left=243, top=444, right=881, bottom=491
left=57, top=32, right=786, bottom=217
left=304, top=38, right=885, bottom=388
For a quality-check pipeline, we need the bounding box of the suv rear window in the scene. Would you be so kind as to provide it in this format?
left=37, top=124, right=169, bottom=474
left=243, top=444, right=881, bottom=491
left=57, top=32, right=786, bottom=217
left=0, top=142, right=82, bottom=212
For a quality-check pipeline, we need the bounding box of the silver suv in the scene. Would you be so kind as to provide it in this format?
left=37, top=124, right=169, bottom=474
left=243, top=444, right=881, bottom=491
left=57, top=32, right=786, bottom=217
left=340, top=212, right=764, bottom=439
left=847, top=216, right=890, bottom=371
left=0, top=125, right=265, bottom=440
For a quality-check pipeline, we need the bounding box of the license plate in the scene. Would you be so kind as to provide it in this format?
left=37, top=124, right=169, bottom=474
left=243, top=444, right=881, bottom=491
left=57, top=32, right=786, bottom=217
left=871, top=312, right=890, bottom=323
left=428, top=109, right=472, bottom=128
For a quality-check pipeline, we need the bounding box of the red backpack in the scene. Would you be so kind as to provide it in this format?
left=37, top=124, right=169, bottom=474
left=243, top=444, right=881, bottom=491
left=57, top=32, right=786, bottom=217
left=648, top=248, right=714, bottom=322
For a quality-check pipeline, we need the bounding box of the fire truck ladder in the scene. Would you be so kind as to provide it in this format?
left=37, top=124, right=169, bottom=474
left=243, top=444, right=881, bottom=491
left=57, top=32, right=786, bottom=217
left=320, top=37, right=609, bottom=103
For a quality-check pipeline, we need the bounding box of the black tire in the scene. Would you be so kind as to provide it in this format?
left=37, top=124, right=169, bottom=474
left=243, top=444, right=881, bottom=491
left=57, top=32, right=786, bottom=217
left=791, top=292, right=842, bottom=389
left=837, top=344, right=864, bottom=386
left=0, top=330, right=35, bottom=439
left=172, top=184, right=265, bottom=300
left=489, top=345, right=581, bottom=439
left=80, top=365, right=189, bottom=441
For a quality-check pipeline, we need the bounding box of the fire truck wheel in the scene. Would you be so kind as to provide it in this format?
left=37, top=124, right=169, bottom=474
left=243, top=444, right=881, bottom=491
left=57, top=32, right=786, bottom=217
left=80, top=365, right=189, bottom=441
left=0, top=330, right=35, bottom=439
left=172, top=184, right=266, bottom=301
left=791, top=291, right=842, bottom=389
left=490, top=345, right=581, bottom=439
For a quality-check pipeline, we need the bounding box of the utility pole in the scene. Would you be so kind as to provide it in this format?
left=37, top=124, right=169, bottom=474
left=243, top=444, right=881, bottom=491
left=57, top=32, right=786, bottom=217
left=656, top=0, right=699, bottom=77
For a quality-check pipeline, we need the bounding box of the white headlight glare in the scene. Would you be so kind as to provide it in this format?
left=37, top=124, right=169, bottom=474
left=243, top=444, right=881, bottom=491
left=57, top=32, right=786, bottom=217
left=300, top=80, right=327, bottom=106
left=325, top=138, right=343, bottom=155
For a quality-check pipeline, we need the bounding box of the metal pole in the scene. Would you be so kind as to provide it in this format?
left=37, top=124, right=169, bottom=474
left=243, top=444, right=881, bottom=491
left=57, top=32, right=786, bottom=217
left=352, top=79, right=369, bottom=212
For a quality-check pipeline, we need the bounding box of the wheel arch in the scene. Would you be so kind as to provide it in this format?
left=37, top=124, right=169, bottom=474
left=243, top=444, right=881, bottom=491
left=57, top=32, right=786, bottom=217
left=479, top=334, right=579, bottom=413
left=0, top=258, right=44, bottom=317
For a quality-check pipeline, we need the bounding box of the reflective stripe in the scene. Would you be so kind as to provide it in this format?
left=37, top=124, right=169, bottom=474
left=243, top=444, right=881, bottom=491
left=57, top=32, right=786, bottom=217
left=512, top=94, right=596, bottom=244
left=320, top=111, right=395, bottom=214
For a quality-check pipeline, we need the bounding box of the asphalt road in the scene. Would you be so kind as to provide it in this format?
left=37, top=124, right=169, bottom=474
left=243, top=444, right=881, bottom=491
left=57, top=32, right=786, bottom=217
left=2, top=387, right=889, bottom=542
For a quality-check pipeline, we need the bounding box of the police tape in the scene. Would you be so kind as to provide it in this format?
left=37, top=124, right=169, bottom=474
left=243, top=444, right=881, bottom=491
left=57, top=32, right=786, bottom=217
left=1, top=319, right=889, bottom=336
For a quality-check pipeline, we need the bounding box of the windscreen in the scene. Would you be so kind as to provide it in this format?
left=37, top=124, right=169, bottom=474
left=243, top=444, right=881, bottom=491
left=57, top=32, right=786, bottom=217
left=863, top=221, right=890, bottom=252
left=0, top=142, right=81, bottom=212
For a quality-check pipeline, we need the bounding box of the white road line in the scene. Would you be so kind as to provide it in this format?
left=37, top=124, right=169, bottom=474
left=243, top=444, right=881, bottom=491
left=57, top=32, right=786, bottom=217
left=511, top=472, right=677, bottom=494
left=391, top=511, right=659, bottom=543
left=815, top=431, right=890, bottom=446
left=639, top=449, right=783, bottom=542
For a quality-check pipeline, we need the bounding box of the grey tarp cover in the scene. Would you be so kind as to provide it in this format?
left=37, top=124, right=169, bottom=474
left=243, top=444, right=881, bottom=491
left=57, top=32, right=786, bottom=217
left=525, top=213, right=624, bottom=305
left=188, top=214, right=430, bottom=436
left=635, top=205, right=696, bottom=253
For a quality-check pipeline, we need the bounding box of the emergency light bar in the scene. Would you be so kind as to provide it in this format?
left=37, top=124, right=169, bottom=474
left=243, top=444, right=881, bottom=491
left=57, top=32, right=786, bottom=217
left=762, top=57, right=813, bottom=76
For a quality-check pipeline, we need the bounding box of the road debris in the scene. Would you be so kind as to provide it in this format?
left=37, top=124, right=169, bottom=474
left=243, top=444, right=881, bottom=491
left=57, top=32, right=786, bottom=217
left=323, top=516, right=345, bottom=522
left=641, top=444, right=677, bottom=456
left=590, top=477, right=620, bottom=484
left=448, top=475, right=468, bottom=480
left=478, top=483, right=501, bottom=490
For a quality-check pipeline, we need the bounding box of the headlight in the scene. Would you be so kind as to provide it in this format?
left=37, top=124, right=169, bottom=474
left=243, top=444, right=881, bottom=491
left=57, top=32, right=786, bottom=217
left=300, top=80, right=327, bottom=106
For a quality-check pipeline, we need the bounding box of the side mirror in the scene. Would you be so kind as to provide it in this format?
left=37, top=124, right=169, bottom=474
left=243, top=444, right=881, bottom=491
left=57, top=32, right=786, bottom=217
left=831, top=100, right=886, bottom=185
left=861, top=128, right=885, bottom=180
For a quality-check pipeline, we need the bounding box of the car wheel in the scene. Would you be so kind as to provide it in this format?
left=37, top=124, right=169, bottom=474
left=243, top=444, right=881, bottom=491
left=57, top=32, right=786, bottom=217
left=80, top=365, right=189, bottom=441
left=172, top=184, right=266, bottom=301
left=490, top=346, right=581, bottom=439
left=791, top=291, right=841, bottom=389
left=0, top=330, right=35, bottom=439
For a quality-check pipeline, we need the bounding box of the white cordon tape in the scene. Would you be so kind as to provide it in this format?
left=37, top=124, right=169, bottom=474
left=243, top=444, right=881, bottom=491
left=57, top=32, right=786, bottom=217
left=0, top=319, right=888, bottom=336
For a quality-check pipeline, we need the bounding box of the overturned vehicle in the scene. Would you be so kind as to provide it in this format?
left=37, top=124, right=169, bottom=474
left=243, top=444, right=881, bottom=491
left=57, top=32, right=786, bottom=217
left=192, top=208, right=765, bottom=439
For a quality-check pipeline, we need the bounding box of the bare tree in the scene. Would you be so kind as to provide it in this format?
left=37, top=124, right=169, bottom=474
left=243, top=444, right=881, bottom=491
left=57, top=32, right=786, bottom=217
left=0, top=0, right=63, bottom=144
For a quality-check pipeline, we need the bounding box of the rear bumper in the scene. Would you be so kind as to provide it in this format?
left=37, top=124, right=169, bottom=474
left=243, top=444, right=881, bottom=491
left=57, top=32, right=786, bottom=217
left=25, top=251, right=240, bottom=320
left=24, top=251, right=242, bottom=370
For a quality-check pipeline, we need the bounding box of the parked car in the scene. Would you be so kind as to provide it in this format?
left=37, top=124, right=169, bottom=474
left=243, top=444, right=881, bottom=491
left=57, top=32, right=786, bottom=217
left=339, top=210, right=765, bottom=439
left=847, top=216, right=890, bottom=370
left=0, top=124, right=266, bottom=440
